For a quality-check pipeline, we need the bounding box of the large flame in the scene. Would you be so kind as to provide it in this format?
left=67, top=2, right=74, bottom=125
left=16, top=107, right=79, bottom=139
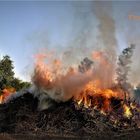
left=32, top=51, right=135, bottom=118
left=75, top=81, right=124, bottom=112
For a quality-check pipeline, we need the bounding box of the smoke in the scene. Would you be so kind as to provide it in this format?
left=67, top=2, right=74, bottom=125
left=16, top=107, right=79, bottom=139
left=116, top=44, right=135, bottom=95
left=94, top=2, right=117, bottom=59
left=128, top=40, right=140, bottom=85
left=92, top=1, right=118, bottom=88
left=91, top=51, right=115, bottom=88
left=32, top=54, right=94, bottom=103
left=31, top=1, right=120, bottom=110
left=115, top=2, right=140, bottom=86
left=61, top=1, right=118, bottom=88
left=61, top=3, right=97, bottom=67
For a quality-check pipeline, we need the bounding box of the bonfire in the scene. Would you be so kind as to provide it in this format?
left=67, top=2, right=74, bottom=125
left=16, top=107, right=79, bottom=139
left=0, top=44, right=140, bottom=139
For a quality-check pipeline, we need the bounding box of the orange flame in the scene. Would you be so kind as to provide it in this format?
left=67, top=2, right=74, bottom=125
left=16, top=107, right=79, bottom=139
left=0, top=87, right=16, bottom=104
left=32, top=51, right=134, bottom=118
left=76, top=81, right=124, bottom=112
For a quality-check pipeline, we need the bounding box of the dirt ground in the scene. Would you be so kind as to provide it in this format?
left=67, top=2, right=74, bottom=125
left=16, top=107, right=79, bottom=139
left=0, top=132, right=140, bottom=140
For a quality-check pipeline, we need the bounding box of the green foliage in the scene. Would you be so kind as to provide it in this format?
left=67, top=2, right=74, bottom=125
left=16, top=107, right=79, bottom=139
left=11, top=78, right=31, bottom=91
left=0, top=55, right=14, bottom=89
left=0, top=55, right=31, bottom=91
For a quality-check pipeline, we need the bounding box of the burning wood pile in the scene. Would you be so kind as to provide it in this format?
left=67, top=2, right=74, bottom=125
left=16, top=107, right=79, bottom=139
left=0, top=44, right=140, bottom=139
left=0, top=91, right=140, bottom=138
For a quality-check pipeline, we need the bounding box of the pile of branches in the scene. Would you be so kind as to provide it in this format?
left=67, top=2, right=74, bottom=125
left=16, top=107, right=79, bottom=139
left=0, top=92, right=140, bottom=138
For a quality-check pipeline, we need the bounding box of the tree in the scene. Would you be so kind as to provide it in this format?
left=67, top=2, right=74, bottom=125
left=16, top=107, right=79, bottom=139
left=78, top=57, right=93, bottom=73
left=116, top=44, right=135, bottom=101
left=0, top=55, right=31, bottom=92
left=0, top=55, right=14, bottom=89
left=11, top=78, right=31, bottom=91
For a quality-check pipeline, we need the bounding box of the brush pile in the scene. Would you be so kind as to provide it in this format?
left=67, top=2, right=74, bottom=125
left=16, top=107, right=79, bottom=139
left=0, top=92, right=140, bottom=139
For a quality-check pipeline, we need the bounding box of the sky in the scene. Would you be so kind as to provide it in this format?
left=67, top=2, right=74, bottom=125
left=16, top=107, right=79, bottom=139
left=0, top=1, right=140, bottom=82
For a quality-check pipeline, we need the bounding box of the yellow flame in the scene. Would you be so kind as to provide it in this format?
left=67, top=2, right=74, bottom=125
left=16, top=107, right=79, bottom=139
left=77, top=97, right=83, bottom=105
left=100, top=110, right=106, bottom=115
left=123, top=104, right=132, bottom=118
